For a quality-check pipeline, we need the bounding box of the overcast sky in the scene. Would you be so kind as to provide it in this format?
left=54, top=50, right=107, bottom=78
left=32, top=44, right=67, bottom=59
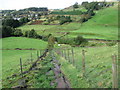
left=0, top=0, right=116, bottom=10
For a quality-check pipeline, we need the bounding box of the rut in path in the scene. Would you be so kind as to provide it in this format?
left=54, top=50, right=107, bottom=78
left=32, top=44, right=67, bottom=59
left=51, top=52, right=71, bottom=88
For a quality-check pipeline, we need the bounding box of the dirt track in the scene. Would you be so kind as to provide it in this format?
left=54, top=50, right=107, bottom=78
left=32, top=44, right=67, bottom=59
left=51, top=52, right=71, bottom=88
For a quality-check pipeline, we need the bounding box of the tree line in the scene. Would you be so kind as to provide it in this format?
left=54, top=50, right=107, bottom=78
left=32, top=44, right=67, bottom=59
left=20, top=7, right=48, bottom=12
left=2, top=17, right=30, bottom=38
left=2, top=23, right=87, bottom=46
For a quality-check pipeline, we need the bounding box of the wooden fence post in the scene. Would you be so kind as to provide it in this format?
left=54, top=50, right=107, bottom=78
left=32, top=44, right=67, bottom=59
left=71, top=48, right=75, bottom=66
left=112, top=54, right=118, bottom=88
left=63, top=50, right=65, bottom=57
left=20, top=57, right=23, bottom=78
left=68, top=49, right=70, bottom=62
left=64, top=49, right=67, bottom=60
left=61, top=50, right=63, bottom=57
left=37, top=51, right=39, bottom=59
left=82, top=49, right=86, bottom=76
left=40, top=50, right=41, bottom=56
left=31, top=53, right=32, bottom=62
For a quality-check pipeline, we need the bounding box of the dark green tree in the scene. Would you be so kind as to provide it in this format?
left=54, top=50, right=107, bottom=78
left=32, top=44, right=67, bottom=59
left=13, top=29, right=23, bottom=37
left=59, top=16, right=72, bottom=25
left=79, top=17, right=86, bottom=23
left=74, top=35, right=86, bottom=45
left=24, top=31, right=29, bottom=37
left=87, top=10, right=95, bottom=16
left=19, top=17, right=29, bottom=25
left=29, top=29, right=38, bottom=38
left=48, top=34, right=55, bottom=50
left=81, top=2, right=88, bottom=6
left=2, top=18, right=20, bottom=28
left=73, top=2, right=79, bottom=11
left=2, top=26, right=13, bottom=37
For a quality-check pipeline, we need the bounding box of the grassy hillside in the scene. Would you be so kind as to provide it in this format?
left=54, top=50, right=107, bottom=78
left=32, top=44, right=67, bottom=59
left=62, top=5, right=87, bottom=12
left=51, top=5, right=86, bottom=15
left=71, top=5, right=118, bottom=40
left=18, top=4, right=118, bottom=40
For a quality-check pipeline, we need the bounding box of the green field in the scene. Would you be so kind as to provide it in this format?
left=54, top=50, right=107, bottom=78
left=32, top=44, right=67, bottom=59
left=2, top=37, right=47, bottom=49
left=2, top=37, right=48, bottom=80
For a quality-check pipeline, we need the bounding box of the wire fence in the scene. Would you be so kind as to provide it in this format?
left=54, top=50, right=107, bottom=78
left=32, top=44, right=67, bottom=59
left=2, top=49, right=49, bottom=88
left=53, top=48, right=118, bottom=88
left=2, top=47, right=118, bottom=88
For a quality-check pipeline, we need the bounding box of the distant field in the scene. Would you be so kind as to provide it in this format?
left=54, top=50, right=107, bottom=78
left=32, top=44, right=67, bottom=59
left=50, top=10, right=83, bottom=15
left=18, top=23, right=81, bottom=37
left=17, top=25, right=57, bottom=35
left=18, top=25, right=56, bottom=31
left=69, top=25, right=118, bottom=40
left=18, top=5, right=118, bottom=40
left=2, top=37, right=48, bottom=80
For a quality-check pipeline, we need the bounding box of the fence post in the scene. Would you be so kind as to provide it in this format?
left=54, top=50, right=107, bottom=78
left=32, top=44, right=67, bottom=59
left=112, top=54, right=118, bottom=88
left=40, top=50, right=41, bottom=56
left=61, top=50, right=63, bottom=57
left=64, top=49, right=67, bottom=60
left=20, top=57, right=23, bottom=78
left=82, top=49, right=86, bottom=76
left=68, top=49, right=70, bottom=62
left=37, top=51, right=39, bottom=59
left=63, top=49, right=65, bottom=57
left=71, top=48, right=75, bottom=66
left=41, top=49, right=43, bottom=56
left=31, top=53, right=32, bottom=62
